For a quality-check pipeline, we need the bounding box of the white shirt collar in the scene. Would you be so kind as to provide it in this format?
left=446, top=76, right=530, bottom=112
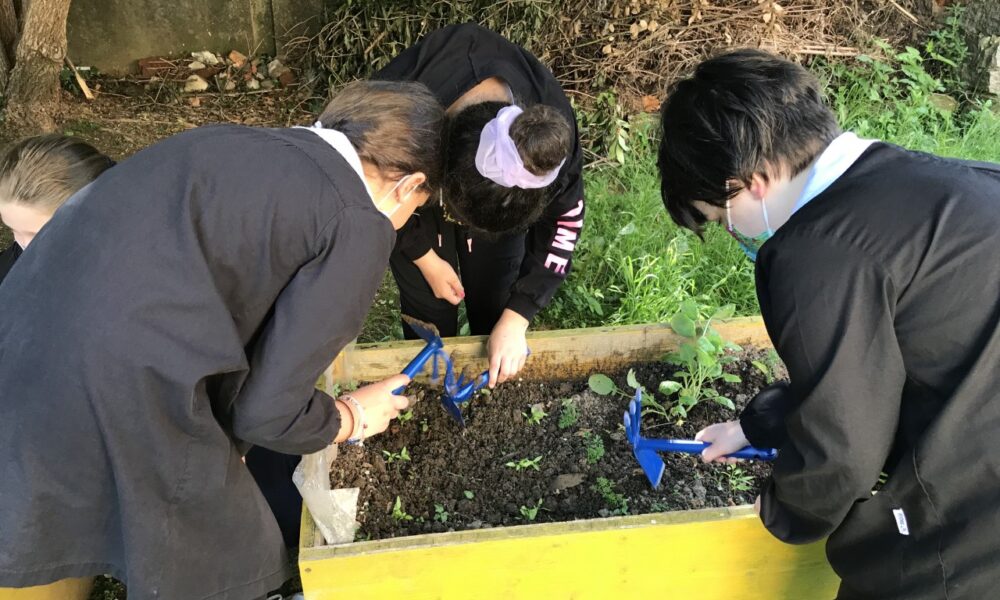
left=793, top=132, right=877, bottom=214
left=294, top=125, right=374, bottom=201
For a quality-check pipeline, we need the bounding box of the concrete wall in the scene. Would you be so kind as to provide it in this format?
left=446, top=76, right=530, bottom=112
left=66, top=0, right=327, bottom=74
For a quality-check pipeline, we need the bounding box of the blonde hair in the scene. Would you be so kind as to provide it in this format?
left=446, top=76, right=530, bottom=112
left=0, top=134, right=113, bottom=212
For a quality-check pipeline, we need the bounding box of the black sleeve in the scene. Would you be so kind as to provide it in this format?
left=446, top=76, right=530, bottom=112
left=0, top=243, right=22, bottom=286
left=394, top=210, right=436, bottom=262
left=739, top=380, right=793, bottom=449
left=508, top=155, right=585, bottom=320
left=231, top=207, right=394, bottom=454
left=755, top=233, right=906, bottom=544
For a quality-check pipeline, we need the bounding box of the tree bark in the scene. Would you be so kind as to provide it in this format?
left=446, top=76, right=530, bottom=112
left=3, top=0, right=71, bottom=136
left=0, top=0, right=17, bottom=90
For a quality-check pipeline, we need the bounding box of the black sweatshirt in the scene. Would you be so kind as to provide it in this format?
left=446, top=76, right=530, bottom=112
left=374, top=23, right=585, bottom=320
left=754, top=143, right=1000, bottom=599
left=0, top=125, right=394, bottom=599
left=0, top=242, right=21, bottom=285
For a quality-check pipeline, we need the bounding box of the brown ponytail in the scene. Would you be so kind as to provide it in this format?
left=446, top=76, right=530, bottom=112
left=0, top=135, right=113, bottom=211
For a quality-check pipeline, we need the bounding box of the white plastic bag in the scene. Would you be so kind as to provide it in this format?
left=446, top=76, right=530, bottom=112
left=292, top=444, right=359, bottom=545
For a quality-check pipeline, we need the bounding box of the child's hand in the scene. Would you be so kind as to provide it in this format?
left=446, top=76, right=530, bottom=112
left=414, top=250, right=464, bottom=305
left=695, top=420, right=750, bottom=464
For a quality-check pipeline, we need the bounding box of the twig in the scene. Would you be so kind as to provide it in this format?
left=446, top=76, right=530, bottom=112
left=887, top=0, right=920, bottom=26
left=64, top=57, right=95, bottom=101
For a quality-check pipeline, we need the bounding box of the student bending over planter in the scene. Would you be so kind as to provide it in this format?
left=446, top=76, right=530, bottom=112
left=0, top=80, right=443, bottom=600
left=375, top=24, right=584, bottom=388
left=656, top=49, right=1000, bottom=599
left=0, top=134, right=115, bottom=286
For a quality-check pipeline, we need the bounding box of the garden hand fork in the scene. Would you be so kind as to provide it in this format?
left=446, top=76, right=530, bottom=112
left=623, top=389, right=777, bottom=489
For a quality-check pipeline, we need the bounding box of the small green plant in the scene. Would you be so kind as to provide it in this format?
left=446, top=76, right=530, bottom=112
left=583, top=432, right=605, bottom=465
left=505, top=456, right=543, bottom=472
left=658, top=299, right=741, bottom=420
left=589, top=367, right=645, bottom=398
left=391, top=496, right=414, bottom=521
left=433, top=504, right=449, bottom=523
left=523, top=404, right=548, bottom=425
left=724, top=465, right=754, bottom=494
left=398, top=409, right=414, bottom=422
left=593, top=477, right=628, bottom=515
left=557, top=398, right=579, bottom=429
left=519, top=498, right=544, bottom=521
left=383, top=447, right=411, bottom=464
left=463, top=490, right=475, bottom=500
left=420, top=418, right=429, bottom=433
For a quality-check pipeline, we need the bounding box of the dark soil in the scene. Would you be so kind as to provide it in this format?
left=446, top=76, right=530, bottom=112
left=330, top=348, right=786, bottom=541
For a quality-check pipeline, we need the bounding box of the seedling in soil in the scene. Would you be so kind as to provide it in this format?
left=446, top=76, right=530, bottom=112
left=583, top=432, right=605, bottom=465
left=506, top=456, right=543, bottom=471
left=463, top=490, right=475, bottom=500
left=420, top=418, right=429, bottom=433
left=392, top=496, right=414, bottom=521
left=519, top=498, right=544, bottom=521
left=658, top=299, right=742, bottom=420
left=557, top=398, right=579, bottom=429
left=523, top=404, right=548, bottom=425
left=383, top=447, right=411, bottom=464
left=398, top=409, right=414, bottom=422
left=593, top=477, right=629, bottom=515
left=725, top=465, right=754, bottom=494
left=434, top=504, right=449, bottom=523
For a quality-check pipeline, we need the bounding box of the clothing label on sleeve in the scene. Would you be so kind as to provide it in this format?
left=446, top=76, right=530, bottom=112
left=892, top=508, right=910, bottom=536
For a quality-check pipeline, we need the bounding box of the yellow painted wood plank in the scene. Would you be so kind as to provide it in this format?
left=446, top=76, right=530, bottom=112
left=300, top=510, right=837, bottom=599
left=330, top=317, right=770, bottom=384
left=0, top=579, right=93, bottom=600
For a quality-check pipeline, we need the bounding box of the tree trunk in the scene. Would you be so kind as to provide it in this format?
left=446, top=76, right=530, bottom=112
left=0, top=0, right=17, bottom=91
left=3, top=0, right=71, bottom=136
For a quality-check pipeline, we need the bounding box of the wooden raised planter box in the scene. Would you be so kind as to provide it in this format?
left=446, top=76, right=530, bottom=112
left=300, top=318, right=841, bottom=599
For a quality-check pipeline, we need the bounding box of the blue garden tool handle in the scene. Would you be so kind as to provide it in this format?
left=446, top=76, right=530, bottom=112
left=392, top=341, right=442, bottom=395
left=638, top=438, right=777, bottom=461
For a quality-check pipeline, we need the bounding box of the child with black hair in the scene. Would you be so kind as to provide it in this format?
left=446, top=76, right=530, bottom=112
left=657, top=49, right=1000, bottom=599
left=375, top=23, right=585, bottom=387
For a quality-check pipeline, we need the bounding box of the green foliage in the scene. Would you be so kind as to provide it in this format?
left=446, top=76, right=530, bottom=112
left=724, top=465, right=754, bottom=494
left=433, top=504, right=449, bottom=523
left=383, top=447, right=411, bottom=464
left=398, top=409, right=414, bottom=422
left=463, top=490, right=475, bottom=500
left=589, top=368, right=645, bottom=399
left=519, top=498, right=544, bottom=521
left=583, top=432, right=605, bottom=465
left=657, top=300, right=741, bottom=420
left=557, top=398, right=579, bottom=429
left=392, top=496, right=414, bottom=521
left=593, top=477, right=628, bottom=515
left=420, top=418, right=429, bottom=433
left=505, top=456, right=543, bottom=472
left=523, top=404, right=548, bottom=425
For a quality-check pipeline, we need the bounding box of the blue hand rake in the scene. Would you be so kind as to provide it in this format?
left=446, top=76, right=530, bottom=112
left=392, top=316, right=445, bottom=395
left=623, top=389, right=777, bottom=489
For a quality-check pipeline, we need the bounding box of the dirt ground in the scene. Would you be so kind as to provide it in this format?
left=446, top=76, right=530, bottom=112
left=331, top=348, right=786, bottom=540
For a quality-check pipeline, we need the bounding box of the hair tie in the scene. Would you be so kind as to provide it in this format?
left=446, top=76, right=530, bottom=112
left=474, top=105, right=565, bottom=189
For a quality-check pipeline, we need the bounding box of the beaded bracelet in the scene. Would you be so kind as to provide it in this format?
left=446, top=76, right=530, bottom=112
left=339, top=394, right=367, bottom=446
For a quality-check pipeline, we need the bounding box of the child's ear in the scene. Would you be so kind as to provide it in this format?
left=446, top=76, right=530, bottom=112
left=749, top=173, right=770, bottom=202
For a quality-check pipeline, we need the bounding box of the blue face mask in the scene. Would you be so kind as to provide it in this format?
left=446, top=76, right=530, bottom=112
left=726, top=200, right=773, bottom=261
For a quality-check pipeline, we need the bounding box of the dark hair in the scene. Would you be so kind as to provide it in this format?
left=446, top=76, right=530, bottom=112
left=318, top=80, right=445, bottom=192
left=0, top=134, right=113, bottom=211
left=657, top=49, right=841, bottom=233
left=443, top=101, right=571, bottom=234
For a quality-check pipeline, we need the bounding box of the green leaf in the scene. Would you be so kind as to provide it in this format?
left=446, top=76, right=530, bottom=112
left=658, top=380, right=682, bottom=394
left=669, top=313, right=697, bottom=338
left=627, top=369, right=641, bottom=390
left=721, top=373, right=742, bottom=384
left=588, top=374, right=616, bottom=396
left=751, top=360, right=770, bottom=378
left=678, top=394, right=697, bottom=407
left=679, top=298, right=699, bottom=320
left=711, top=304, right=735, bottom=320
left=713, top=396, right=736, bottom=411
